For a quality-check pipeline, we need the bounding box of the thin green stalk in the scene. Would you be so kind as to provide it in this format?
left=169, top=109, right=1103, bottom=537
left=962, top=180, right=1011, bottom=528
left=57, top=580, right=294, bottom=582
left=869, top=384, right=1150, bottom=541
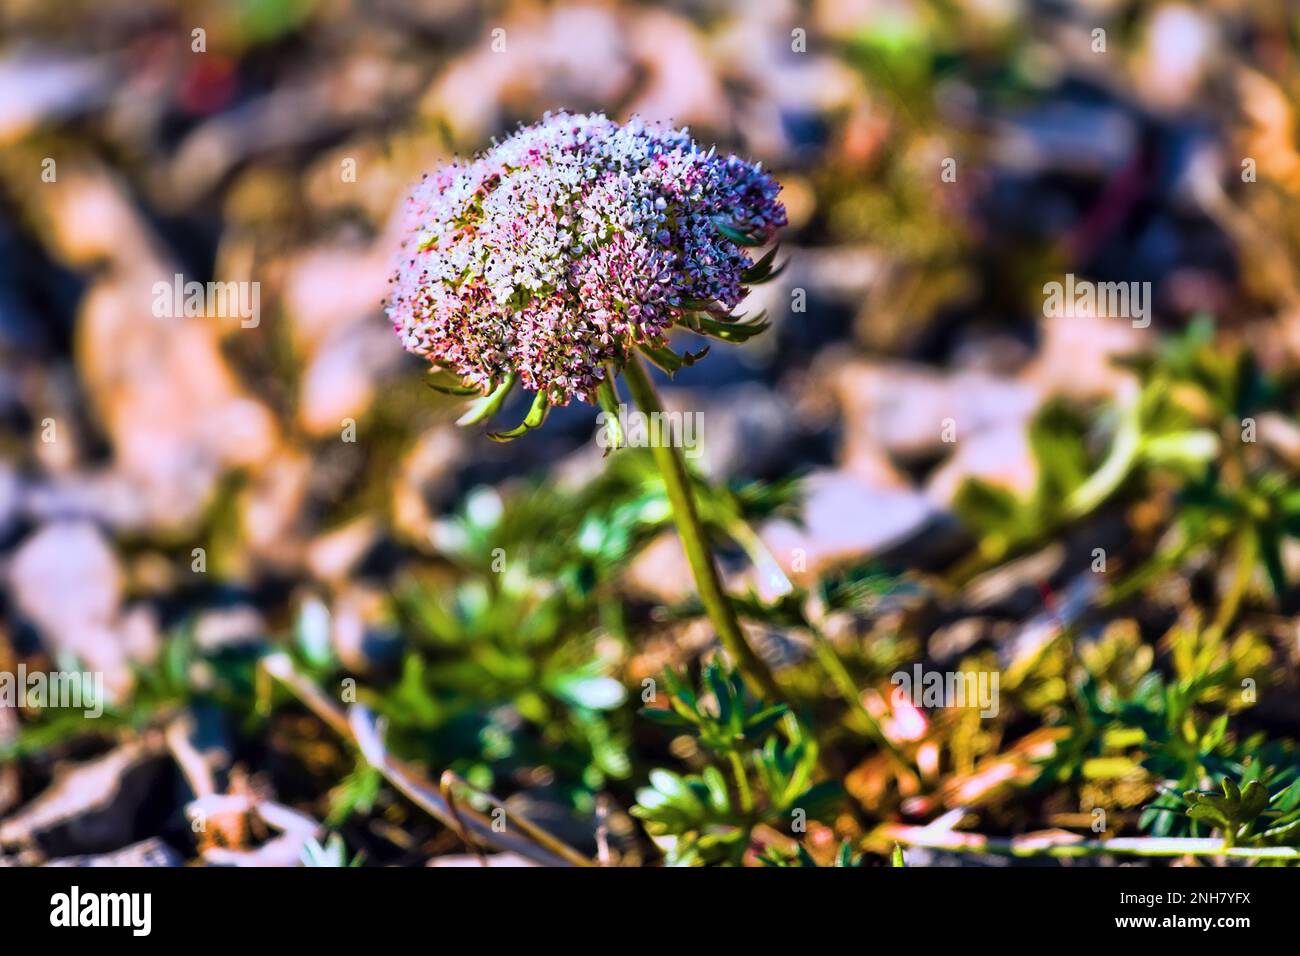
left=806, top=621, right=916, bottom=782
left=724, top=506, right=918, bottom=783
left=621, top=355, right=784, bottom=704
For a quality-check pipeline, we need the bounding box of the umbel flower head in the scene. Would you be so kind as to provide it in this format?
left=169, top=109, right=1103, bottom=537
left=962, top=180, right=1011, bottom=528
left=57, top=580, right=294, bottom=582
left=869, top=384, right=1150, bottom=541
left=387, top=111, right=787, bottom=440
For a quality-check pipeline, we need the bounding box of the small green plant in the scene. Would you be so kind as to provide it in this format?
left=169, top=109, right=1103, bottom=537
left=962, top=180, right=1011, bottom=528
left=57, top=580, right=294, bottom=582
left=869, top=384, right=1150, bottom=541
left=1110, top=317, right=1300, bottom=605
left=1036, top=614, right=1294, bottom=840
left=1182, top=778, right=1270, bottom=847
left=631, top=663, right=843, bottom=865
left=1180, top=776, right=1300, bottom=854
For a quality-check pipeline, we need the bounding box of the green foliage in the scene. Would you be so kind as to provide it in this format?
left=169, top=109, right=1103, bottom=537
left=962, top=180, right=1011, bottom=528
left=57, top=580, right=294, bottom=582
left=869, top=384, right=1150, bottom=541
left=1116, top=317, right=1299, bottom=600
left=325, top=451, right=797, bottom=802
left=640, top=665, right=789, bottom=752
left=632, top=662, right=843, bottom=865
left=953, top=401, right=1098, bottom=560
left=300, top=833, right=365, bottom=867
left=759, top=840, right=867, bottom=868
left=1180, top=776, right=1300, bottom=852
left=326, top=766, right=384, bottom=827
left=1036, top=615, right=1298, bottom=842
left=951, top=317, right=1300, bottom=584
left=353, top=450, right=806, bottom=800
left=1183, top=778, right=1269, bottom=844
left=3, top=624, right=263, bottom=759
left=953, top=386, right=1214, bottom=575
left=817, top=561, right=916, bottom=616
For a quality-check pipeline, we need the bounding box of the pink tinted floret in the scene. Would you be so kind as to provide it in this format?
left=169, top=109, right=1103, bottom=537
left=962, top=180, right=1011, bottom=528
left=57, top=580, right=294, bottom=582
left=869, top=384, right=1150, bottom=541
left=387, top=112, right=786, bottom=405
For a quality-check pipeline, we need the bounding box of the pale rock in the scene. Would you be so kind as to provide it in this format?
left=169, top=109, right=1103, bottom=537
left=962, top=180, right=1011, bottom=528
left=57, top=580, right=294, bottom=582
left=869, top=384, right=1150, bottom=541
left=1138, top=5, right=1215, bottom=113
left=307, top=517, right=379, bottom=584
left=282, top=245, right=392, bottom=356
left=1024, top=311, right=1146, bottom=403
left=241, top=452, right=312, bottom=567
left=626, top=9, right=729, bottom=128
left=831, top=359, right=1039, bottom=462
left=193, top=606, right=266, bottom=652
left=298, top=320, right=403, bottom=437
left=42, top=172, right=281, bottom=533
left=328, top=586, right=393, bottom=672
left=422, top=5, right=634, bottom=143
left=925, top=421, right=1038, bottom=509
left=45, top=837, right=181, bottom=867
left=6, top=522, right=133, bottom=699
left=760, top=469, right=937, bottom=580
left=623, top=531, right=696, bottom=606
left=0, top=50, right=115, bottom=146
left=392, top=427, right=464, bottom=544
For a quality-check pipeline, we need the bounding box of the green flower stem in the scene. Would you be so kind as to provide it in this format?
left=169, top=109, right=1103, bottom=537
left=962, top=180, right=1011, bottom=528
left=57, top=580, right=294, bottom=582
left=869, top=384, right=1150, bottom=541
left=622, top=355, right=785, bottom=704
left=805, top=621, right=916, bottom=782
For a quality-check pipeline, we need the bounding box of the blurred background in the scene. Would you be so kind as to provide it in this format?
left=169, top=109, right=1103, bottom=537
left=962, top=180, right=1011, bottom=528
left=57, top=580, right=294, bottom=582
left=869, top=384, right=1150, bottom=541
left=2, top=0, right=1299, bottom=868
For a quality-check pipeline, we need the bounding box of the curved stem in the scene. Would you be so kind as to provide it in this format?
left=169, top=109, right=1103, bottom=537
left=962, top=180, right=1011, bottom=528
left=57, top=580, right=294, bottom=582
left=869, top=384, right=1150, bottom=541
left=621, top=355, right=784, bottom=704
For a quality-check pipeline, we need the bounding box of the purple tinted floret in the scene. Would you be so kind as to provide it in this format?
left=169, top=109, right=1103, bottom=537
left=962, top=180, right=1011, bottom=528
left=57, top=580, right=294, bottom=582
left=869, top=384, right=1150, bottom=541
left=387, top=112, right=785, bottom=405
